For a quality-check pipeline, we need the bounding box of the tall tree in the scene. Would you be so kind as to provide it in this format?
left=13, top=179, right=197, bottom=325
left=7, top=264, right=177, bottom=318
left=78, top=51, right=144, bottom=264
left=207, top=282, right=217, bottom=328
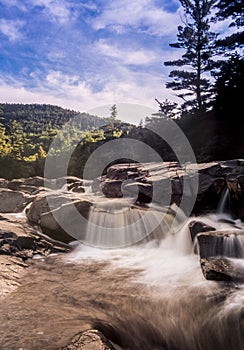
left=213, top=1, right=244, bottom=120
left=164, top=0, right=218, bottom=113
left=109, top=104, right=117, bottom=129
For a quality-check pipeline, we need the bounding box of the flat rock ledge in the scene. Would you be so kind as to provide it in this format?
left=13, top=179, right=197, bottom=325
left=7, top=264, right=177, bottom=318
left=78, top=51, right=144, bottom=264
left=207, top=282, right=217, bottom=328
left=58, top=329, right=116, bottom=350
left=0, top=214, right=70, bottom=297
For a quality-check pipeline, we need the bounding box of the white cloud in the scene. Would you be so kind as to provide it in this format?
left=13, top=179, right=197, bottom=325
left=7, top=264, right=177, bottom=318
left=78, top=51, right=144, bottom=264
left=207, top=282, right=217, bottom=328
left=0, top=69, right=181, bottom=124
left=0, top=0, right=27, bottom=11
left=0, top=19, right=25, bottom=41
left=92, top=0, right=180, bottom=37
left=31, top=0, right=75, bottom=24
left=95, top=39, right=159, bottom=66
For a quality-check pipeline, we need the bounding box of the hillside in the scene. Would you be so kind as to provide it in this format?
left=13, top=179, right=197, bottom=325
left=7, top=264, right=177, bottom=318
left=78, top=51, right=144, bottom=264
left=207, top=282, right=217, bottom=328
left=0, top=103, right=106, bottom=134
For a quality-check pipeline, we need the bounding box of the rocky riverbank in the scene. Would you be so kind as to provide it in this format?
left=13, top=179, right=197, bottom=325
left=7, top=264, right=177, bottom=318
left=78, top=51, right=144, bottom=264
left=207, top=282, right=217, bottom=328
left=0, top=160, right=243, bottom=349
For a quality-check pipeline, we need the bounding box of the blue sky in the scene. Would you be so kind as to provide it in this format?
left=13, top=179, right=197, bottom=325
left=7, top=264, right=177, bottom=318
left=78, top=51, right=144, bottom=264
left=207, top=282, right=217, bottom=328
left=0, top=0, right=230, bottom=123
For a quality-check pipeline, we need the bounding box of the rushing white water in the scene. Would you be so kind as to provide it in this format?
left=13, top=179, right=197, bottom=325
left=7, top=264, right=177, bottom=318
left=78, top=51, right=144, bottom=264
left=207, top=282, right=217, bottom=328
left=64, top=208, right=244, bottom=350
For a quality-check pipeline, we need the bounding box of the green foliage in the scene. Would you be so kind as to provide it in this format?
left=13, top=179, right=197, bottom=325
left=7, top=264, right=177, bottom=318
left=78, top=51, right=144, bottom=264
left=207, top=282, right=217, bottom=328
left=0, top=103, right=133, bottom=179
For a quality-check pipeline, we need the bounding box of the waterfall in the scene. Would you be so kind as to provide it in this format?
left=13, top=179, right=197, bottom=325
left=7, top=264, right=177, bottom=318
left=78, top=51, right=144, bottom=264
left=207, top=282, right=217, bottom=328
left=84, top=200, right=189, bottom=249
left=217, top=187, right=231, bottom=216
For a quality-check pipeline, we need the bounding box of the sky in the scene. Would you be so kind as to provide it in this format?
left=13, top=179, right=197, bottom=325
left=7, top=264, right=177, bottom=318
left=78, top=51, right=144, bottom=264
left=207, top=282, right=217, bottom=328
left=0, top=0, right=231, bottom=123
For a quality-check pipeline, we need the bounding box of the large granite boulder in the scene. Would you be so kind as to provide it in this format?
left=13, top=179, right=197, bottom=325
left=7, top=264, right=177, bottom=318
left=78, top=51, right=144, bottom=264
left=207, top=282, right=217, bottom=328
left=27, top=192, right=92, bottom=243
left=0, top=189, right=32, bottom=213
left=27, top=193, right=72, bottom=224
left=39, top=200, right=92, bottom=243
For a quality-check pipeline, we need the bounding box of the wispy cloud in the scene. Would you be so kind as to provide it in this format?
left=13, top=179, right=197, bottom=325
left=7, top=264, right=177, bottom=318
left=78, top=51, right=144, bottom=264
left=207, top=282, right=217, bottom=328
left=30, top=0, right=75, bottom=24
left=92, top=0, right=180, bottom=37
left=95, top=39, right=159, bottom=66
left=0, top=19, right=25, bottom=41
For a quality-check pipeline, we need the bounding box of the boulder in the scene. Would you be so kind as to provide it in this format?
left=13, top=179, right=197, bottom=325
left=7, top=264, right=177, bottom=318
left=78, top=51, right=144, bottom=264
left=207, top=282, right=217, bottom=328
left=0, top=189, right=32, bottom=213
left=39, top=200, right=92, bottom=243
left=197, top=230, right=244, bottom=259
left=188, top=220, right=216, bottom=242
left=58, top=329, right=116, bottom=350
left=200, top=257, right=244, bottom=282
left=27, top=193, right=72, bottom=224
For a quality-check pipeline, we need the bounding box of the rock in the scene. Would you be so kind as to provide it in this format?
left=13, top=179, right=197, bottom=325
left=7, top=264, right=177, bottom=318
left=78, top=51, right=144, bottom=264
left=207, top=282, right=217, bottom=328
left=227, top=174, right=244, bottom=221
left=99, top=160, right=244, bottom=217
left=39, top=200, right=92, bottom=243
left=7, top=176, right=47, bottom=191
left=0, top=214, right=70, bottom=260
left=0, top=189, right=32, bottom=213
left=58, top=329, right=116, bottom=350
left=200, top=257, right=244, bottom=282
left=188, top=220, right=216, bottom=242
left=27, top=193, right=72, bottom=224
left=54, top=176, right=84, bottom=189
left=197, top=230, right=244, bottom=259
left=0, top=255, right=28, bottom=298
left=0, top=178, right=8, bottom=188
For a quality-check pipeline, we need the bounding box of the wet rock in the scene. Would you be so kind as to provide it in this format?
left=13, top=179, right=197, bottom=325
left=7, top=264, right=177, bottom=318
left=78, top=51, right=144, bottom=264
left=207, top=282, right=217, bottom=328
left=58, top=329, right=116, bottom=350
left=54, top=176, right=84, bottom=189
left=100, top=160, right=244, bottom=217
left=197, top=230, right=244, bottom=259
left=0, top=214, right=70, bottom=260
left=188, top=221, right=216, bottom=242
left=39, top=200, right=92, bottom=243
left=27, top=193, right=72, bottom=224
left=7, top=176, right=46, bottom=191
left=200, top=257, right=244, bottom=282
left=0, top=189, right=32, bottom=213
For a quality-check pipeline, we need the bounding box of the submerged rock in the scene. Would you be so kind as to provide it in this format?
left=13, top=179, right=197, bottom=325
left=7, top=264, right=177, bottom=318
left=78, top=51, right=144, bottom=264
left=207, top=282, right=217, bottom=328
left=58, top=329, right=116, bottom=350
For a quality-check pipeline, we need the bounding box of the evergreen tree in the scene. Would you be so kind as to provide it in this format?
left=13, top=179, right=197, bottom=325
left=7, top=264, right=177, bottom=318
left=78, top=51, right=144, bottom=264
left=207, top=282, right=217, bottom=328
left=164, top=0, right=218, bottom=113
left=109, top=104, right=117, bottom=129
left=214, top=1, right=244, bottom=60
left=213, top=1, right=244, bottom=120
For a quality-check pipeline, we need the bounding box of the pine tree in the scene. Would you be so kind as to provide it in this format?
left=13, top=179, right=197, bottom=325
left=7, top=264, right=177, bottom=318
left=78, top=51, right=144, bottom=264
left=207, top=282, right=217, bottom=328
left=164, top=0, right=218, bottom=113
left=214, top=0, right=244, bottom=51
left=213, top=1, right=244, bottom=120
left=109, top=104, right=117, bottom=129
